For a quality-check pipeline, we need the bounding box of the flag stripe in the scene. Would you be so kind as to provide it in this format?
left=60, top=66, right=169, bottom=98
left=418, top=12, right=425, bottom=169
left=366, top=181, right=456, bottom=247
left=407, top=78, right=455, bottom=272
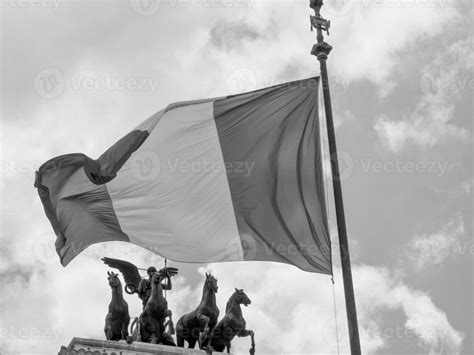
left=213, top=77, right=331, bottom=273
left=106, top=100, right=243, bottom=263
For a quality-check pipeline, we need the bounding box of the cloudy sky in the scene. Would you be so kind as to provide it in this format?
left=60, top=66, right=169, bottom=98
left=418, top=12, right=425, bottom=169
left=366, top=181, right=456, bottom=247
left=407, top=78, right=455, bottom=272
left=0, top=0, right=472, bottom=354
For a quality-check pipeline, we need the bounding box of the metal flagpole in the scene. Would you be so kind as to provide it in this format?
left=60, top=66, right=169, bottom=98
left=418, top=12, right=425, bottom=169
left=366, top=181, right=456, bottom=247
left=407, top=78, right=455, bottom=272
left=309, top=1, right=362, bottom=354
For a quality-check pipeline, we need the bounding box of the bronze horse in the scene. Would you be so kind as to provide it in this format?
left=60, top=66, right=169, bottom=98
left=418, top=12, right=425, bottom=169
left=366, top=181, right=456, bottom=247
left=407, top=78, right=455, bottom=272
left=176, top=273, right=219, bottom=350
left=211, top=288, right=255, bottom=354
left=104, top=271, right=130, bottom=341
left=139, top=271, right=175, bottom=345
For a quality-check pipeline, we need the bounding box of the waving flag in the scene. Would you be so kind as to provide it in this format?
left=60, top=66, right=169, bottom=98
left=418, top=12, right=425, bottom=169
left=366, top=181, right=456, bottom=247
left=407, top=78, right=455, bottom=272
left=35, top=77, right=331, bottom=274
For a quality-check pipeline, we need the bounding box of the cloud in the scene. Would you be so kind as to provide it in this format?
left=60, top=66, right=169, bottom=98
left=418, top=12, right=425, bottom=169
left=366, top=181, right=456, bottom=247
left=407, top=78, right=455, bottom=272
left=326, top=1, right=460, bottom=93
left=374, top=37, right=472, bottom=152
left=461, top=179, right=473, bottom=195
left=0, top=242, right=187, bottom=355
left=355, top=266, right=464, bottom=355
left=1, top=253, right=463, bottom=354
left=208, top=20, right=260, bottom=52
left=405, top=215, right=465, bottom=271
left=199, top=262, right=464, bottom=355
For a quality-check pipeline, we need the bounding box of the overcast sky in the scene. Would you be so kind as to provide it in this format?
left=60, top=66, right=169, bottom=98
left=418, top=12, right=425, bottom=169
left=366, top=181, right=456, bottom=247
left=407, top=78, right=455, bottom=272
left=0, top=0, right=472, bottom=354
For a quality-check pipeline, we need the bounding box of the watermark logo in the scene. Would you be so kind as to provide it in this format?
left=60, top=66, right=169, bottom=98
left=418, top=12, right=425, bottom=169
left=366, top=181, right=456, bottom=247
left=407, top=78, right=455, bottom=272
left=324, top=0, right=355, bottom=17
left=130, top=0, right=161, bottom=15
left=362, top=0, right=449, bottom=8
left=225, top=234, right=257, bottom=261
left=32, top=233, right=58, bottom=265
left=420, top=65, right=474, bottom=95
left=418, top=236, right=451, bottom=266
left=329, top=151, right=354, bottom=182
left=167, top=158, right=255, bottom=177
left=130, top=151, right=161, bottom=181
left=328, top=239, right=360, bottom=265
left=168, top=0, right=252, bottom=7
left=325, top=152, right=449, bottom=181
left=71, top=74, right=159, bottom=94
left=0, top=325, right=62, bottom=340
left=322, top=316, right=350, bottom=347
left=34, top=67, right=64, bottom=99
left=0, top=0, right=62, bottom=11
left=0, top=160, right=40, bottom=175
left=226, top=68, right=257, bottom=95
left=419, top=66, right=451, bottom=95
left=360, top=157, right=448, bottom=177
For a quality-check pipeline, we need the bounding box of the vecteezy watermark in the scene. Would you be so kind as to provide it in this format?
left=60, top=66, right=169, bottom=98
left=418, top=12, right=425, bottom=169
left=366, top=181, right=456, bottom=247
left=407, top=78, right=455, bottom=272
left=130, top=151, right=161, bottom=182
left=129, top=0, right=161, bottom=15
left=326, top=152, right=449, bottom=180
left=71, top=74, right=159, bottom=94
left=322, top=315, right=351, bottom=347
left=34, top=68, right=160, bottom=98
left=32, top=232, right=162, bottom=265
left=225, top=234, right=257, bottom=261
left=360, top=157, right=448, bottom=177
left=226, top=68, right=258, bottom=95
left=328, top=238, right=360, bottom=264
left=323, top=0, right=355, bottom=17
left=408, top=237, right=474, bottom=267
left=419, top=66, right=474, bottom=95
left=0, top=160, right=41, bottom=175
left=364, top=323, right=448, bottom=342
left=34, top=67, right=65, bottom=99
left=0, top=325, right=62, bottom=340
left=0, top=0, right=61, bottom=11
left=323, top=318, right=448, bottom=348
left=167, top=158, right=255, bottom=177
left=361, top=0, right=449, bottom=8
left=32, top=233, right=59, bottom=265
left=310, top=0, right=449, bottom=19
left=328, top=151, right=354, bottom=182
left=169, top=0, right=252, bottom=8
left=226, top=68, right=350, bottom=96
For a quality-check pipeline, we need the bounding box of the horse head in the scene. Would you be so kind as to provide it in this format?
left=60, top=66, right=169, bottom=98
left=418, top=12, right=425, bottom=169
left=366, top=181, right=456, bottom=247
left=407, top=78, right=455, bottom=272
left=233, top=288, right=251, bottom=307
left=151, top=271, right=163, bottom=284
left=204, top=273, right=218, bottom=293
left=107, top=271, right=121, bottom=289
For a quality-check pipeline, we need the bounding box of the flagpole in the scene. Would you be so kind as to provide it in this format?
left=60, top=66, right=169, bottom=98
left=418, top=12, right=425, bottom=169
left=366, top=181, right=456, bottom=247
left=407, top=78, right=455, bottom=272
left=309, top=1, right=361, bottom=354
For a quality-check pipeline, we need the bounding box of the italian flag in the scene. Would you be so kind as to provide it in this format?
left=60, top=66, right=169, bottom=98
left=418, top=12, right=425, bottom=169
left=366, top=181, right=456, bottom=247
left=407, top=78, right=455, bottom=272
left=35, top=77, right=332, bottom=274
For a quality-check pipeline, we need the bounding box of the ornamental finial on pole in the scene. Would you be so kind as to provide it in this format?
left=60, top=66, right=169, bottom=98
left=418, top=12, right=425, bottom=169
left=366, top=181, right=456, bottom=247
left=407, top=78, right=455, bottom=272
left=310, top=0, right=333, bottom=61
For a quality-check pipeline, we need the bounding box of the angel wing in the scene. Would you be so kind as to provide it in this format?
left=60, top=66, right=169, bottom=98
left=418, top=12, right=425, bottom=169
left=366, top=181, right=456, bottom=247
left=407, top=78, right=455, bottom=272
left=102, top=257, right=142, bottom=294
left=158, top=266, right=179, bottom=278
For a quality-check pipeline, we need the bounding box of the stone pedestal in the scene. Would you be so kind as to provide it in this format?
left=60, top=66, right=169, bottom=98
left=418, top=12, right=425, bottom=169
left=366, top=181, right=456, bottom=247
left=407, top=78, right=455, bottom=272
left=58, top=337, right=227, bottom=355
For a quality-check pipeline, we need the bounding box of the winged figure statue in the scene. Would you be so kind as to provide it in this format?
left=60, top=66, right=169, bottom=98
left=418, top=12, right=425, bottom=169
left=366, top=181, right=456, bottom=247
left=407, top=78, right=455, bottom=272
left=101, top=257, right=178, bottom=307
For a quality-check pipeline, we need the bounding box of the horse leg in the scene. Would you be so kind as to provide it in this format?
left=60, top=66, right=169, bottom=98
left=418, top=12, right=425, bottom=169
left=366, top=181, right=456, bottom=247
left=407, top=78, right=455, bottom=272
left=166, top=310, right=175, bottom=335
left=226, top=341, right=231, bottom=353
left=130, top=317, right=138, bottom=342
left=204, top=326, right=216, bottom=353
left=198, top=315, right=210, bottom=349
left=177, top=333, right=184, bottom=347
left=176, top=316, right=185, bottom=347
left=189, top=325, right=201, bottom=349
left=105, top=327, right=113, bottom=341
left=238, top=329, right=255, bottom=355
left=148, top=317, right=161, bottom=344
left=140, top=315, right=151, bottom=343
left=121, top=320, right=129, bottom=341
left=185, top=338, right=194, bottom=348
